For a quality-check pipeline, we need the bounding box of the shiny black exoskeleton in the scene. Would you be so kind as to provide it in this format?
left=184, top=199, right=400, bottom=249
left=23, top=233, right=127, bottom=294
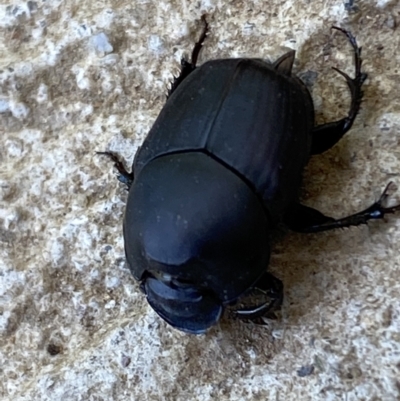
left=100, top=17, right=400, bottom=334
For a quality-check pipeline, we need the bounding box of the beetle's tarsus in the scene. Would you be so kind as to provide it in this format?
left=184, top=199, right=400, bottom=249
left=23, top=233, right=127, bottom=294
left=285, top=182, right=400, bottom=233
left=371, top=181, right=400, bottom=215
left=311, top=27, right=366, bottom=154
left=167, top=15, right=209, bottom=98
left=191, top=15, right=209, bottom=66
left=97, top=151, right=134, bottom=189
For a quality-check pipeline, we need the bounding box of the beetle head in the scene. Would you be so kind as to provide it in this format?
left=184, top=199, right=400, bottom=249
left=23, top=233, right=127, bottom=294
left=141, top=272, right=222, bottom=334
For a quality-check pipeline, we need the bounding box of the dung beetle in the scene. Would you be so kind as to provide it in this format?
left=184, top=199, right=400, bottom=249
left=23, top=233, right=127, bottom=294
left=99, top=17, right=400, bottom=334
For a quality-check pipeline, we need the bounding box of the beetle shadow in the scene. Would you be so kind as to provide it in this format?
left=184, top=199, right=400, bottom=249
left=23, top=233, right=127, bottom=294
left=208, top=188, right=398, bottom=354
left=208, top=13, right=397, bottom=347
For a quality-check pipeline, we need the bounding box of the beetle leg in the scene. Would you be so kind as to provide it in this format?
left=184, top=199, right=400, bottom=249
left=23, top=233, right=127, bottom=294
left=167, top=15, right=209, bottom=98
left=232, top=272, right=283, bottom=320
left=311, top=27, right=367, bottom=155
left=97, top=151, right=134, bottom=189
left=285, top=182, right=400, bottom=232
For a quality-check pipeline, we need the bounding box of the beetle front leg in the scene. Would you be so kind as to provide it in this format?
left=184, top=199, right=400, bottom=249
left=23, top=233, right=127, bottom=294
left=232, top=272, right=283, bottom=320
left=311, top=27, right=367, bottom=155
left=167, top=15, right=209, bottom=98
left=97, top=151, right=134, bottom=190
left=285, top=182, right=400, bottom=233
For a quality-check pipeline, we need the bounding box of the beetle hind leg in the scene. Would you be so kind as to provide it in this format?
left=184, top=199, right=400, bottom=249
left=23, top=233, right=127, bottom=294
left=311, top=27, right=367, bottom=155
left=284, top=182, right=400, bottom=232
left=167, top=15, right=209, bottom=98
left=97, top=151, right=134, bottom=189
left=231, top=272, right=283, bottom=321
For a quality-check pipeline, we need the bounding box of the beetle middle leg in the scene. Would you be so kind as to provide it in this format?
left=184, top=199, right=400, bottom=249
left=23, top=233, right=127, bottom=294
left=167, top=15, right=209, bottom=97
left=284, top=182, right=400, bottom=233
left=311, top=27, right=367, bottom=155
left=232, top=272, right=283, bottom=320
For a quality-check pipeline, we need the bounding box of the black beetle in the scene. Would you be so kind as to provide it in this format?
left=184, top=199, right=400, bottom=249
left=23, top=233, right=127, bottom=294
left=100, top=18, right=400, bottom=334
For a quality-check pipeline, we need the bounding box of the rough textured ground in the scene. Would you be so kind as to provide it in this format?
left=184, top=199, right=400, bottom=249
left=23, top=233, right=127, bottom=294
left=1, top=0, right=400, bottom=400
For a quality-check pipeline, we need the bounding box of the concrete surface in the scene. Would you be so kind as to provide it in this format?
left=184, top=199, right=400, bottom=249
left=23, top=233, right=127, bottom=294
left=1, top=0, right=400, bottom=400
